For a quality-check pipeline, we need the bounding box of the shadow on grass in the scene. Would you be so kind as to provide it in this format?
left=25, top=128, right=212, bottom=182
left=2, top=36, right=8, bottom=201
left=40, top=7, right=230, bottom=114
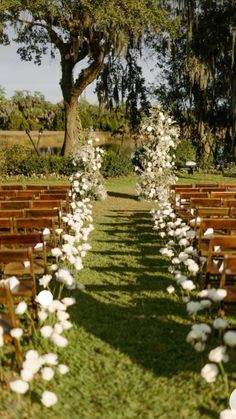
left=107, top=191, right=139, bottom=200
left=72, top=289, right=200, bottom=378
left=72, top=207, right=205, bottom=380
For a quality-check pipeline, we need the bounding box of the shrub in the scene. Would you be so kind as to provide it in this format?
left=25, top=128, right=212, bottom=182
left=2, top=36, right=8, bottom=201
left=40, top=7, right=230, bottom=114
left=101, top=150, right=133, bottom=178
left=175, top=139, right=196, bottom=166
left=0, top=145, right=77, bottom=177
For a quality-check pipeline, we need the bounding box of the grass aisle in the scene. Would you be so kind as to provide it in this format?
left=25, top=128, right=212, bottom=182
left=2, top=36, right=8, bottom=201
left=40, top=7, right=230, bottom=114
left=1, top=175, right=228, bottom=419
left=65, top=176, right=225, bottom=419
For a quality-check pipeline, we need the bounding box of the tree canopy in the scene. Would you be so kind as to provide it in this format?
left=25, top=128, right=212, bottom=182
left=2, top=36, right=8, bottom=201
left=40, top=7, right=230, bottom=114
left=2, top=0, right=173, bottom=154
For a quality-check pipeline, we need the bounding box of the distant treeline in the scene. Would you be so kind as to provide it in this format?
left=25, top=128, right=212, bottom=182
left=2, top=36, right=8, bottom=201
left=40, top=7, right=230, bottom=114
left=0, top=87, right=127, bottom=132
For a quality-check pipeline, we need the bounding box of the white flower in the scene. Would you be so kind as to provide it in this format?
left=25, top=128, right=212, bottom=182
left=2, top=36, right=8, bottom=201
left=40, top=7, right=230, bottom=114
left=25, top=350, right=39, bottom=360
left=201, top=363, right=219, bottom=383
left=41, top=367, right=54, bottom=381
left=194, top=342, right=205, bottom=352
left=57, top=311, right=70, bottom=322
left=200, top=299, right=212, bottom=309
left=22, top=359, right=43, bottom=374
left=208, top=288, right=227, bottom=302
left=15, top=301, right=27, bottom=315
left=10, top=380, right=29, bottom=394
left=40, top=325, right=53, bottom=339
left=230, top=389, right=236, bottom=412
left=51, top=247, right=63, bottom=257
left=51, top=333, right=68, bottom=348
left=42, top=353, right=58, bottom=365
left=54, top=323, right=63, bottom=334
left=21, top=369, right=34, bottom=382
left=41, top=391, right=58, bottom=407
left=166, top=285, right=175, bottom=294
left=208, top=346, right=229, bottom=363
left=181, top=280, right=196, bottom=291
left=213, top=318, right=228, bottom=330
left=60, top=320, right=73, bottom=330
left=186, top=301, right=202, bottom=315
left=10, top=328, right=23, bottom=339
left=224, top=331, right=236, bottom=347
left=38, top=310, right=48, bottom=322
left=185, top=259, right=199, bottom=274
left=61, top=297, right=76, bottom=306
left=39, top=274, right=52, bottom=288
left=50, top=264, right=58, bottom=272
left=36, top=290, right=53, bottom=308
left=58, top=364, right=69, bottom=375
left=55, top=269, right=74, bottom=287
left=220, top=410, right=236, bottom=419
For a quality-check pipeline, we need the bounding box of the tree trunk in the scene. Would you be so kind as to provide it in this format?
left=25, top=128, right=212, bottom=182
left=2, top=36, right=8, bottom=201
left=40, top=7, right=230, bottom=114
left=61, top=96, right=78, bottom=156
left=198, top=121, right=212, bottom=167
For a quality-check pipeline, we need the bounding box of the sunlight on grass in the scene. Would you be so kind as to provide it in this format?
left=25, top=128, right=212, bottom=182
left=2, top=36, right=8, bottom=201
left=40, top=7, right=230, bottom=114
left=1, top=174, right=236, bottom=418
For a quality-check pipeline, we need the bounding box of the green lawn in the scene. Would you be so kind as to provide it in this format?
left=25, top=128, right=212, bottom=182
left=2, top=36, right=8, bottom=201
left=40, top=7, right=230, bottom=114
left=1, top=173, right=236, bottom=418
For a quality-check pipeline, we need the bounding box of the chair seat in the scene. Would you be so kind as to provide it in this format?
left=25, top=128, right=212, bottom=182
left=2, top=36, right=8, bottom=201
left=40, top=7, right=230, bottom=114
left=4, top=259, right=44, bottom=276
left=206, top=260, right=224, bottom=275
left=10, top=280, right=34, bottom=297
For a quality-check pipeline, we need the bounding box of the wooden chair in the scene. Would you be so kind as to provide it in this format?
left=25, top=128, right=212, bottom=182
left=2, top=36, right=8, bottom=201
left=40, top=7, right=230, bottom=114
left=198, top=218, right=236, bottom=258
left=0, top=210, right=25, bottom=219
left=0, top=201, right=30, bottom=210
left=198, top=187, right=226, bottom=192
left=216, top=255, right=236, bottom=312
left=170, top=184, right=193, bottom=190
left=205, top=235, right=236, bottom=288
left=230, top=207, right=236, bottom=217
left=24, top=208, right=61, bottom=227
left=39, top=193, right=69, bottom=211
left=0, top=248, right=36, bottom=314
left=0, top=280, right=22, bottom=367
left=25, top=184, right=48, bottom=190
left=223, top=200, right=236, bottom=207
left=13, top=217, right=57, bottom=247
left=0, top=218, right=13, bottom=233
left=48, top=184, right=70, bottom=190
left=0, top=233, right=47, bottom=275
left=0, top=185, right=23, bottom=190
left=30, top=199, right=62, bottom=210
left=196, top=207, right=231, bottom=218
left=210, top=192, right=236, bottom=199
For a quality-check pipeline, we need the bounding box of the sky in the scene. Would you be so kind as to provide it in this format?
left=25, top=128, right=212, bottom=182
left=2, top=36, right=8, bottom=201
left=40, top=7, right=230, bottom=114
left=0, top=42, right=97, bottom=104
left=0, top=41, right=157, bottom=105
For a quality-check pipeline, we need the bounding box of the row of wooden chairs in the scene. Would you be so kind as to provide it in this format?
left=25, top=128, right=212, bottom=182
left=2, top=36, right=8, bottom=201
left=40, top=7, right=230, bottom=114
left=174, top=187, right=236, bottom=310
left=0, top=184, right=70, bottom=367
left=0, top=184, right=70, bottom=190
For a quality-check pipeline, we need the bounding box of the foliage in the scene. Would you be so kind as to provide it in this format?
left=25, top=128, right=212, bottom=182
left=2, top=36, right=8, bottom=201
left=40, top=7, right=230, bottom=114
left=152, top=0, right=236, bottom=166
left=78, top=99, right=126, bottom=132
left=101, top=150, right=133, bottom=178
left=3, top=0, right=173, bottom=155
left=136, top=107, right=180, bottom=202
left=96, top=46, right=151, bottom=129
left=0, top=145, right=76, bottom=176
left=175, top=139, right=197, bottom=166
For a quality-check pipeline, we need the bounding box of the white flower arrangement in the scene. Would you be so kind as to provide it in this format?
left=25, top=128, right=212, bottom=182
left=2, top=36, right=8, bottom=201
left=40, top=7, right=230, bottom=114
left=136, top=107, right=180, bottom=202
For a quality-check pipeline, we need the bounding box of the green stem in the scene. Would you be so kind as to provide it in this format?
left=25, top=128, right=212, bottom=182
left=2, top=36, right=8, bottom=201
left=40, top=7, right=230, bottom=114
left=219, top=361, right=229, bottom=397
left=58, top=283, right=65, bottom=300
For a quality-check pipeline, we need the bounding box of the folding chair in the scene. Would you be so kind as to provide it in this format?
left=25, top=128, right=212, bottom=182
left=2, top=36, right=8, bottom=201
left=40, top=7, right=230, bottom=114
left=205, top=236, right=236, bottom=288
left=0, top=248, right=36, bottom=319
left=0, top=280, right=22, bottom=367
left=0, top=233, right=47, bottom=275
